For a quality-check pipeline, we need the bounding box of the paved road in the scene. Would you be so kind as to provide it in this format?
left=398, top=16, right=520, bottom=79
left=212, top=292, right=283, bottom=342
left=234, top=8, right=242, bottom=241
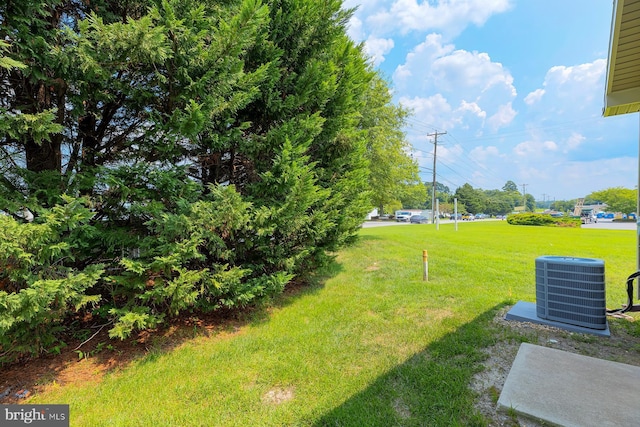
left=581, top=219, right=636, bottom=230
left=361, top=219, right=498, bottom=228
left=362, top=220, right=411, bottom=228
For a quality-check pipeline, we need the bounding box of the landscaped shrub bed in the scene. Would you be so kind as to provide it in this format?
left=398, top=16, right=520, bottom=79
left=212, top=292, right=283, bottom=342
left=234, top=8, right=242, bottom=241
left=507, top=213, right=580, bottom=227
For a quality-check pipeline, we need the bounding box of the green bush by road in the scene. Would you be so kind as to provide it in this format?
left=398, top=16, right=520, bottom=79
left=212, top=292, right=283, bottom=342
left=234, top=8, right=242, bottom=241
left=507, top=212, right=581, bottom=227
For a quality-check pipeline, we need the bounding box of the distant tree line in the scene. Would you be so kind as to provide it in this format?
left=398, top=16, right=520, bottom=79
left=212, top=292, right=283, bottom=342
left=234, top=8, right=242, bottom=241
left=587, top=187, right=637, bottom=215
left=403, top=181, right=638, bottom=217
left=402, top=180, right=533, bottom=215
left=543, top=187, right=637, bottom=215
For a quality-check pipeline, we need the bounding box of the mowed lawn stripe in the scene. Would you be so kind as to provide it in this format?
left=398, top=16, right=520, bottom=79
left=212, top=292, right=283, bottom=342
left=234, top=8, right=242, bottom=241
left=30, top=221, right=635, bottom=426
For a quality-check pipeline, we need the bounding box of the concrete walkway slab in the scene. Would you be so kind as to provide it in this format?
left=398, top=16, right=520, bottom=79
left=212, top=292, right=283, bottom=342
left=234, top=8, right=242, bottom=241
left=498, top=343, right=640, bottom=427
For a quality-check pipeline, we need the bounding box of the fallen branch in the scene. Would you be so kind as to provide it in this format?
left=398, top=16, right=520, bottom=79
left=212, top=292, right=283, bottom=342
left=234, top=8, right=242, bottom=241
left=74, top=321, right=113, bottom=351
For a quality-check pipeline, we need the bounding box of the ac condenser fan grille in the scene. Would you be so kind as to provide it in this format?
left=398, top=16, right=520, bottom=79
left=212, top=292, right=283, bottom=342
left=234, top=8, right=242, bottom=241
left=536, top=256, right=606, bottom=330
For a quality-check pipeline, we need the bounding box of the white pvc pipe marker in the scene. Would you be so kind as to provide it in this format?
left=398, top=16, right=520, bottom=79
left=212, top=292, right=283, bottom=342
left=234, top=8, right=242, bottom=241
left=423, top=250, right=428, bottom=281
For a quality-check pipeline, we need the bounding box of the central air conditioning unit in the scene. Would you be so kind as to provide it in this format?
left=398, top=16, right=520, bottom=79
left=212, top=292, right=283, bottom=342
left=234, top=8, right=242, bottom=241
left=535, top=256, right=607, bottom=330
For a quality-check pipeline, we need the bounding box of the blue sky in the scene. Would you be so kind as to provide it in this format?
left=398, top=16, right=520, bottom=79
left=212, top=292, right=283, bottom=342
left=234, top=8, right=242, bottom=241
left=344, top=0, right=638, bottom=202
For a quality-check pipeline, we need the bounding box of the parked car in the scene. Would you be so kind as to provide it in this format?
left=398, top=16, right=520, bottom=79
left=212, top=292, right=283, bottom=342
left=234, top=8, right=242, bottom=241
left=581, top=212, right=596, bottom=224
left=462, top=213, right=475, bottom=221
left=395, top=211, right=412, bottom=222
left=450, top=213, right=462, bottom=220
left=410, top=215, right=429, bottom=224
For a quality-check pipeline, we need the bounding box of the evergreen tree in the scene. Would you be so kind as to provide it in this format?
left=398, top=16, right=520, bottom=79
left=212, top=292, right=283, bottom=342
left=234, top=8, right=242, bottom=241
left=502, top=180, right=519, bottom=192
left=0, top=0, right=400, bottom=358
left=454, top=183, right=486, bottom=214
left=525, top=194, right=536, bottom=212
left=425, top=182, right=452, bottom=206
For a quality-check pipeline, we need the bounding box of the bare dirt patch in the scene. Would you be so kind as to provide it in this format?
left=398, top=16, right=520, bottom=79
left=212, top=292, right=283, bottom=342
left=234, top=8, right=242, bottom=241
left=0, top=311, right=249, bottom=404
left=472, top=306, right=640, bottom=426
left=392, top=397, right=412, bottom=419
left=365, top=262, right=380, bottom=271
left=0, top=282, right=314, bottom=404
left=261, top=386, right=295, bottom=405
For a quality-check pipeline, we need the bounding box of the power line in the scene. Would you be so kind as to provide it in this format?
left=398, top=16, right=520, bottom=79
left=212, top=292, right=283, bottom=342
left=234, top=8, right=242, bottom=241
left=406, top=115, right=599, bottom=144
left=442, top=132, right=513, bottom=185
left=404, top=115, right=606, bottom=195
left=428, top=130, right=446, bottom=223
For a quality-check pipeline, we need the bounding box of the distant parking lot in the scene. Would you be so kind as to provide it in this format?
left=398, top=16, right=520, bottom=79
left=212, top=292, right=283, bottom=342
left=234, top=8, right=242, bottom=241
left=361, top=218, right=498, bottom=228
left=362, top=220, right=411, bottom=228
left=362, top=218, right=637, bottom=230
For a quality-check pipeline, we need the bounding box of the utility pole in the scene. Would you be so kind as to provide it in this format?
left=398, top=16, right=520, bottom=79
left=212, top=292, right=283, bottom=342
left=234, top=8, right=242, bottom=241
left=521, top=184, right=528, bottom=212
left=428, top=130, right=446, bottom=223
left=542, top=193, right=547, bottom=209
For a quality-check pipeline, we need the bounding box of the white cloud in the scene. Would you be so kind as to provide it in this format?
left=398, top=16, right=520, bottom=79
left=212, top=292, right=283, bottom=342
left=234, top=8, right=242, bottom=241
left=393, top=34, right=516, bottom=135
left=544, top=60, right=606, bottom=106
left=364, top=36, right=395, bottom=66
left=393, top=64, right=413, bottom=81
left=346, top=15, right=364, bottom=42
left=525, top=59, right=607, bottom=114
left=439, top=143, right=465, bottom=163
left=469, top=145, right=502, bottom=162
left=392, top=33, right=516, bottom=101
left=431, top=50, right=515, bottom=97
left=400, top=94, right=459, bottom=132
left=564, top=132, right=586, bottom=152
left=484, top=68, right=517, bottom=97
left=545, top=60, right=606, bottom=87
left=400, top=94, right=452, bottom=119
left=524, top=89, right=545, bottom=105
left=487, top=102, right=517, bottom=130
left=366, top=0, right=512, bottom=38
left=456, top=101, right=486, bottom=119
left=393, top=34, right=455, bottom=86
left=514, top=140, right=558, bottom=157
left=453, top=101, right=487, bottom=135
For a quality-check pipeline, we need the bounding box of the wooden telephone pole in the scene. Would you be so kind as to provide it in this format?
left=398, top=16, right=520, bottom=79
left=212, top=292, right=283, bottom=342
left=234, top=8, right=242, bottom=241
left=428, top=131, right=446, bottom=223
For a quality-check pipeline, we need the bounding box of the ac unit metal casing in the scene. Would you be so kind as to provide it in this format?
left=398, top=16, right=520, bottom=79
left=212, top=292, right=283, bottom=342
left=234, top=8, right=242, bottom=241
left=535, top=256, right=606, bottom=330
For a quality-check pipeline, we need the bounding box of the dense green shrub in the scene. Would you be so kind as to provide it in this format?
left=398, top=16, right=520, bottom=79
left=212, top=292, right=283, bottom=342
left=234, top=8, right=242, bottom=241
left=507, top=213, right=580, bottom=227
left=0, top=198, right=103, bottom=360
left=0, top=0, right=399, bottom=363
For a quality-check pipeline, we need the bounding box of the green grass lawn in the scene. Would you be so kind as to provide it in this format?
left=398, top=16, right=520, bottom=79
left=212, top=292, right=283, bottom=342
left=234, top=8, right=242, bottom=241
left=29, top=221, right=638, bottom=426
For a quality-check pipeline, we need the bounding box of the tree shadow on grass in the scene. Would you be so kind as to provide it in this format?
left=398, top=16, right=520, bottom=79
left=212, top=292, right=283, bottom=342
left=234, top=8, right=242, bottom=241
left=314, top=303, right=510, bottom=427
left=356, top=233, right=384, bottom=242
left=0, top=257, right=345, bottom=403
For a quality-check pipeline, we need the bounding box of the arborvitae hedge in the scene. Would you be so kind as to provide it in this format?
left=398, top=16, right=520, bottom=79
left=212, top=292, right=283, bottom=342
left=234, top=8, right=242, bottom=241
left=0, top=0, right=387, bottom=364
